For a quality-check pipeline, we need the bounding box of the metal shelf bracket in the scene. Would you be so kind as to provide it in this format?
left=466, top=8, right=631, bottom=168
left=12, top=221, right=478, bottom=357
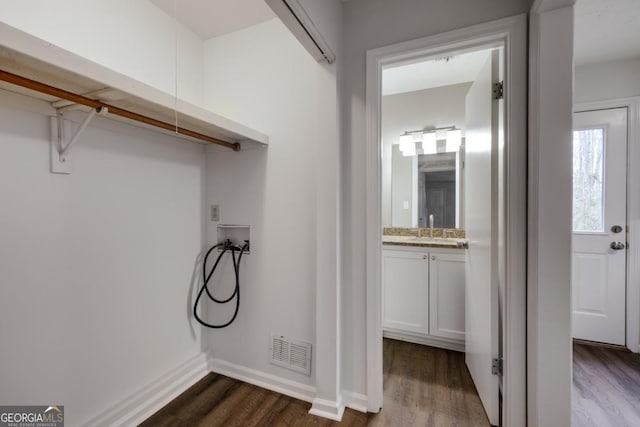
left=50, top=106, right=108, bottom=174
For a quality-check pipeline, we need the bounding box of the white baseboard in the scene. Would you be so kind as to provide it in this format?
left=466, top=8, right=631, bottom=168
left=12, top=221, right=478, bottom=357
left=78, top=349, right=367, bottom=427
left=383, top=329, right=465, bottom=352
left=341, top=390, right=368, bottom=413
left=207, top=357, right=316, bottom=403
left=309, top=397, right=345, bottom=421
left=209, top=357, right=369, bottom=420
left=79, top=352, right=209, bottom=427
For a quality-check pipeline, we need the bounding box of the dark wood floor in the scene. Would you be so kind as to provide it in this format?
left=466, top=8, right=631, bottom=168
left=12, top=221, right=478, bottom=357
left=141, top=339, right=489, bottom=426
left=372, top=339, right=489, bottom=426
left=573, top=343, right=640, bottom=427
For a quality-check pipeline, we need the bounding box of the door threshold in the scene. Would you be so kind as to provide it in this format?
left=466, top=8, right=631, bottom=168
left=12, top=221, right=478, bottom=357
left=572, top=338, right=630, bottom=352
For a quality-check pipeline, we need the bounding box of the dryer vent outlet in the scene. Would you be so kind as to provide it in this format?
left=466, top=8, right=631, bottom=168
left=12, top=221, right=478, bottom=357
left=270, top=335, right=312, bottom=376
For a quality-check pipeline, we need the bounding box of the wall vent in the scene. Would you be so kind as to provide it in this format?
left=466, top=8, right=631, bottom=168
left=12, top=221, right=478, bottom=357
left=269, top=335, right=312, bottom=376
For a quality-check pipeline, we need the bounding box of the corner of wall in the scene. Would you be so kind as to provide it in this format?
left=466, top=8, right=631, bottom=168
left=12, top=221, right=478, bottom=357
left=79, top=353, right=209, bottom=427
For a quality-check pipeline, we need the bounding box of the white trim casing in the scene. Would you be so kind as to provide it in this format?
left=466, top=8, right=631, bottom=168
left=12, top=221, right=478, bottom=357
left=528, top=5, right=574, bottom=427
left=574, top=97, right=640, bottom=354
left=79, top=353, right=209, bottom=427
left=341, top=390, right=368, bottom=414
left=382, top=329, right=465, bottom=353
left=365, top=15, right=527, bottom=425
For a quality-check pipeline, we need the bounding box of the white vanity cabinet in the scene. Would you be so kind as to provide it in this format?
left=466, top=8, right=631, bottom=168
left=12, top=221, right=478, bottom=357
left=382, top=249, right=430, bottom=335
left=428, top=252, right=466, bottom=342
left=382, top=245, right=466, bottom=351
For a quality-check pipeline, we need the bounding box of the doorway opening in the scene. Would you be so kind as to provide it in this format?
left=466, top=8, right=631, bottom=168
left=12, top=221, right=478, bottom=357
left=365, top=15, right=527, bottom=427
left=380, top=46, right=501, bottom=426
left=571, top=102, right=640, bottom=426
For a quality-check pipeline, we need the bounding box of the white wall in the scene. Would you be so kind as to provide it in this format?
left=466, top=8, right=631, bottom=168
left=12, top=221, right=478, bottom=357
left=0, top=91, right=205, bottom=426
left=575, top=58, right=640, bottom=104
left=340, top=0, right=531, bottom=398
left=0, top=0, right=204, bottom=105
left=382, top=83, right=471, bottom=227
left=528, top=4, right=574, bottom=426
left=201, top=17, right=339, bottom=395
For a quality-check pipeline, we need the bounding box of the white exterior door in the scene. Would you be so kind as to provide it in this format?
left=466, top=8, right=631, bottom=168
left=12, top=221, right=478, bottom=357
left=464, top=49, right=500, bottom=426
left=572, top=108, right=628, bottom=346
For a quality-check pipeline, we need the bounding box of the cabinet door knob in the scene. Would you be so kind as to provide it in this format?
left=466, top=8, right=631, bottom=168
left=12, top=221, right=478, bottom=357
left=423, top=255, right=428, bottom=260
left=431, top=255, right=436, bottom=260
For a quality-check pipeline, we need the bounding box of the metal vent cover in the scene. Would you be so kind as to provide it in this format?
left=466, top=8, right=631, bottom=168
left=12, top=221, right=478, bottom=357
left=269, top=335, right=312, bottom=376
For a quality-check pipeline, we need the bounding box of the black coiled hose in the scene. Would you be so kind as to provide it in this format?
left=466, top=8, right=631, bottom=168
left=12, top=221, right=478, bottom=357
left=193, top=240, right=249, bottom=328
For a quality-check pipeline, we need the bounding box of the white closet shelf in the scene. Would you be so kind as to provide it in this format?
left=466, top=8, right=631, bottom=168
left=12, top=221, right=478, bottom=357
left=0, top=22, right=268, bottom=150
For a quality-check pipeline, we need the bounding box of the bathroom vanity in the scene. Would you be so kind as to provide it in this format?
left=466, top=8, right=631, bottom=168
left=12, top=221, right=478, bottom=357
left=382, top=231, right=467, bottom=352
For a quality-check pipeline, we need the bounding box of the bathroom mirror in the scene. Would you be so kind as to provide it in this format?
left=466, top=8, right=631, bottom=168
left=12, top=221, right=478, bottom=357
left=386, top=142, right=464, bottom=229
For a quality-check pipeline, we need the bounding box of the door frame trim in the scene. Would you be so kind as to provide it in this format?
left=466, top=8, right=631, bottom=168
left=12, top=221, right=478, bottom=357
left=364, top=14, right=527, bottom=425
left=575, top=97, right=640, bottom=353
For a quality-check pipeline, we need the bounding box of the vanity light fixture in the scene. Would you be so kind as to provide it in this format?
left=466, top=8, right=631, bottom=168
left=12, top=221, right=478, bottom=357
left=421, top=132, right=437, bottom=155
left=436, top=128, right=448, bottom=141
left=446, top=129, right=462, bottom=152
left=399, top=126, right=462, bottom=156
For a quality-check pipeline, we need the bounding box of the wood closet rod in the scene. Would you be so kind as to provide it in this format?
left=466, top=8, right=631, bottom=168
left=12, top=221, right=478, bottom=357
left=0, top=69, right=241, bottom=151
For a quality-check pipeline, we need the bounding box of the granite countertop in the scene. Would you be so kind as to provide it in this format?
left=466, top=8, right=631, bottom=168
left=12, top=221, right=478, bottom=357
left=382, top=234, right=468, bottom=249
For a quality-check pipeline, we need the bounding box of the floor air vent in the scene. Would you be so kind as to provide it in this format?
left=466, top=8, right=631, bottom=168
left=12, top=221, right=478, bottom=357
left=270, top=335, right=312, bottom=376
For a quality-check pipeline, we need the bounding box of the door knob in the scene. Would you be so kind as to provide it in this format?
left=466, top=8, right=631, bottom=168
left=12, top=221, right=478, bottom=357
left=610, top=241, right=626, bottom=250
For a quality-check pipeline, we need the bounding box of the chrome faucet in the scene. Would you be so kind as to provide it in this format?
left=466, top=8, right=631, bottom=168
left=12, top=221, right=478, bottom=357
left=429, top=214, right=434, bottom=238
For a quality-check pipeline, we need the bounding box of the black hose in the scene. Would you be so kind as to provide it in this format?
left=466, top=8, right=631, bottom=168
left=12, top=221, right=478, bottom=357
left=193, top=241, right=249, bottom=329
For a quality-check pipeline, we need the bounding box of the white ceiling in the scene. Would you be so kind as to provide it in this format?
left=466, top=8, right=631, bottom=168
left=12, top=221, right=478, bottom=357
left=149, top=0, right=639, bottom=66
left=574, top=0, right=640, bottom=65
left=151, top=0, right=275, bottom=40
left=382, top=50, right=492, bottom=96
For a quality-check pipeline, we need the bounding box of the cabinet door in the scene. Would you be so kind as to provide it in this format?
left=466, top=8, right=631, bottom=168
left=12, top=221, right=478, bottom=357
left=429, top=252, right=466, bottom=341
left=382, top=249, right=429, bottom=334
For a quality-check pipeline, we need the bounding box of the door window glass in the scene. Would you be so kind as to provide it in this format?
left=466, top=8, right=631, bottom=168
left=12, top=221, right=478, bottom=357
left=573, top=128, right=605, bottom=232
